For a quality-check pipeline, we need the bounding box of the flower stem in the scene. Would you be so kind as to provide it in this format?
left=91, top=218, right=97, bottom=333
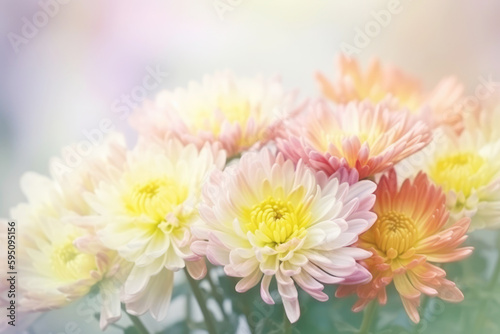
left=240, top=298, right=256, bottom=333
left=127, top=313, right=149, bottom=334
left=283, top=314, right=292, bottom=334
left=185, top=269, right=218, bottom=334
left=205, top=268, right=229, bottom=320
left=359, top=301, right=377, bottom=334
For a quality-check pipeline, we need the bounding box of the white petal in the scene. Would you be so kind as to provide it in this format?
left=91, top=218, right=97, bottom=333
left=186, top=259, right=207, bottom=280
left=260, top=275, right=275, bottom=305
left=235, top=269, right=263, bottom=293
left=99, top=280, right=122, bottom=330
left=125, top=268, right=174, bottom=321
left=259, top=255, right=279, bottom=275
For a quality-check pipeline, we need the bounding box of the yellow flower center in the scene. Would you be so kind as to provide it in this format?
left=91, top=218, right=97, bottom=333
left=312, top=130, right=380, bottom=167
left=190, top=95, right=252, bottom=135
left=324, top=132, right=370, bottom=148
left=51, top=239, right=96, bottom=282
left=217, top=95, right=252, bottom=123
left=246, top=197, right=307, bottom=244
left=428, top=152, right=494, bottom=197
left=375, top=211, right=418, bottom=256
left=124, top=177, right=189, bottom=224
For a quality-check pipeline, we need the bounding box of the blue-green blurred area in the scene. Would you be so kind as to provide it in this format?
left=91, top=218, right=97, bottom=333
left=1, top=0, right=500, bottom=333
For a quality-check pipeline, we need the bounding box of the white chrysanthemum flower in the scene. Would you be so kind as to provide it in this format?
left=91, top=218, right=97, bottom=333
left=10, top=134, right=130, bottom=330
left=396, top=126, right=500, bottom=230
left=192, top=149, right=377, bottom=323
left=85, top=139, right=225, bottom=320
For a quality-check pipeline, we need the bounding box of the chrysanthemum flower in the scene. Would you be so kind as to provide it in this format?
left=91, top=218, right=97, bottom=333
left=13, top=198, right=120, bottom=310
left=130, top=72, right=299, bottom=157
left=11, top=142, right=130, bottom=331
left=278, top=100, right=432, bottom=179
left=192, top=149, right=377, bottom=323
left=85, top=139, right=225, bottom=320
left=11, top=174, right=126, bottom=329
left=336, top=170, right=473, bottom=323
left=316, top=55, right=465, bottom=132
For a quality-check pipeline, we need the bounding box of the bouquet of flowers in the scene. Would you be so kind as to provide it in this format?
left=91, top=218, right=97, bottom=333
left=3, top=55, right=500, bottom=334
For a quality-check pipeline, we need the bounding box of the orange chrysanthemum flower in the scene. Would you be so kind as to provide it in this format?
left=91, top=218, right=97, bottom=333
left=316, top=55, right=465, bottom=133
left=336, top=170, right=473, bottom=323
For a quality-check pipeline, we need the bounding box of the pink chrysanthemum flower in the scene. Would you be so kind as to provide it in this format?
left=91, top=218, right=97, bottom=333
left=336, top=170, right=473, bottom=323
left=278, top=100, right=432, bottom=179
left=192, top=149, right=377, bottom=323
left=130, top=72, right=299, bottom=157
left=316, top=55, right=465, bottom=133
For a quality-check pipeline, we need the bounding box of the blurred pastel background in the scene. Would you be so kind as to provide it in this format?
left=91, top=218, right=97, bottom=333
left=1, top=0, right=499, bottom=333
